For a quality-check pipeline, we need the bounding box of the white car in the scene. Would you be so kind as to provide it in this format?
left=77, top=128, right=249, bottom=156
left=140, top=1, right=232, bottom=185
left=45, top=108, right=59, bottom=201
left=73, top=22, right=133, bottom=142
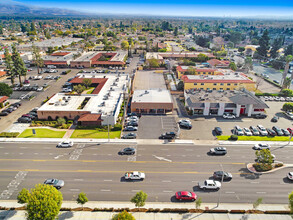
left=257, top=125, right=268, bottom=136
left=57, top=141, right=73, bottom=148
left=285, top=112, right=293, bottom=120
left=179, top=119, right=191, bottom=124
left=223, top=113, right=236, bottom=119
left=287, top=172, right=293, bottom=180
left=37, top=87, right=43, bottom=92
left=243, top=127, right=252, bottom=136
left=124, top=171, right=145, bottom=180
left=62, top=88, right=72, bottom=93
left=198, top=179, right=221, bottom=190
left=234, top=125, right=244, bottom=136
left=253, top=143, right=271, bottom=150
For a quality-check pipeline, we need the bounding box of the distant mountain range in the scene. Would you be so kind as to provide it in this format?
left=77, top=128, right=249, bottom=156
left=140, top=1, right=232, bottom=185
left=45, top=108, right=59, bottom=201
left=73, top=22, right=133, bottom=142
left=0, top=3, right=90, bottom=16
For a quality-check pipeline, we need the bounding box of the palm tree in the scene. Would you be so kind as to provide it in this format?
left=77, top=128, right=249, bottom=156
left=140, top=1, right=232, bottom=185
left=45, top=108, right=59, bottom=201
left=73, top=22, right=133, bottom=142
left=281, top=55, right=293, bottom=90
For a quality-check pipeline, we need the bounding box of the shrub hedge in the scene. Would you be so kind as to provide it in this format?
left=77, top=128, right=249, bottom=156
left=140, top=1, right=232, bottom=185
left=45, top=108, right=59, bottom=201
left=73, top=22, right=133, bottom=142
left=228, top=135, right=238, bottom=141
left=0, top=132, right=20, bottom=138
left=253, top=163, right=272, bottom=172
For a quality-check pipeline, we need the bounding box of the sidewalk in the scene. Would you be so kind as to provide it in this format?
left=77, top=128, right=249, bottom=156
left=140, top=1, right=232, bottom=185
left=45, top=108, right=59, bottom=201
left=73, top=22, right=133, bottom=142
left=0, top=201, right=291, bottom=220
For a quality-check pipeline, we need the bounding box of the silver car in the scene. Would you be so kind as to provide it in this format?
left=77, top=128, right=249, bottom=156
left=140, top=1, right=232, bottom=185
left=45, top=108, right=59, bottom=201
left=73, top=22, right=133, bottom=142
left=44, top=179, right=64, bottom=189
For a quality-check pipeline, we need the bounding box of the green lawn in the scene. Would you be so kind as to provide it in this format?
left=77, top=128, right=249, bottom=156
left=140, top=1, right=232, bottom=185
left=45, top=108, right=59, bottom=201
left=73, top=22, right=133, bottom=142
left=18, top=128, right=66, bottom=138
left=70, top=129, right=121, bottom=139
left=217, top=135, right=290, bottom=141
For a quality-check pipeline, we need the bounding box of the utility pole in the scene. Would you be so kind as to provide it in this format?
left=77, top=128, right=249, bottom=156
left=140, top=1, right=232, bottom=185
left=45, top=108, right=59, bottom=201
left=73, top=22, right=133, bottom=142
left=107, top=115, right=110, bottom=143
left=216, top=164, right=224, bottom=208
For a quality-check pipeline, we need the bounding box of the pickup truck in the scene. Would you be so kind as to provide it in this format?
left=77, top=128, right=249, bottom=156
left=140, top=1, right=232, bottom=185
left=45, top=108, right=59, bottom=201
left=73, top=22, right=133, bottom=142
left=198, top=180, right=221, bottom=190
left=124, top=171, right=145, bottom=180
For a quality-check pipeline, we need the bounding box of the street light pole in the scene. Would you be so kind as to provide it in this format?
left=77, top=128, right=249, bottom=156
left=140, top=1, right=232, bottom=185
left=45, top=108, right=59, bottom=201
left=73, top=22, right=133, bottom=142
left=107, top=115, right=110, bottom=143
left=216, top=164, right=224, bottom=208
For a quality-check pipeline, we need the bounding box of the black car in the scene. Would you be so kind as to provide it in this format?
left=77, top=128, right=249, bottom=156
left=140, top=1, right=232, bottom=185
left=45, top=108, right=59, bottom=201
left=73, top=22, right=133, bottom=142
left=159, top=132, right=176, bottom=139
left=267, top=128, right=277, bottom=137
left=127, top=112, right=140, bottom=118
left=213, top=171, right=233, bottom=181
left=28, top=111, right=38, bottom=116
left=17, top=117, right=31, bottom=123
left=121, top=133, right=137, bottom=139
left=119, top=147, right=136, bottom=155
left=214, top=127, right=223, bottom=135
left=272, top=126, right=284, bottom=136
left=126, top=121, right=138, bottom=127
left=5, top=108, right=14, bottom=113
left=271, top=116, right=279, bottom=122
left=179, top=122, right=192, bottom=129
left=252, top=113, right=267, bottom=119
left=0, top=111, right=9, bottom=116
left=11, top=102, right=21, bottom=107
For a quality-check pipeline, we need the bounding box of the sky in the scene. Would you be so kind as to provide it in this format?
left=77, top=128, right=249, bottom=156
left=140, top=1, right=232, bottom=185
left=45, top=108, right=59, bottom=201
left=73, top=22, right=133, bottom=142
left=3, top=0, right=293, bottom=17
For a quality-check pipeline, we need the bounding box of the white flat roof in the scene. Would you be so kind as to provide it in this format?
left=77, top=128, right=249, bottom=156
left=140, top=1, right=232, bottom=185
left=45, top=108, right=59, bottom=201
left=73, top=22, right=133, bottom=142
left=132, top=89, right=172, bottom=103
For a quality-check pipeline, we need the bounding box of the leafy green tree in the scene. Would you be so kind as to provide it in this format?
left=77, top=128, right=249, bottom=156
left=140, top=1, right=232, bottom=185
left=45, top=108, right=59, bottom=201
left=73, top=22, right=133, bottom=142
left=32, top=45, right=44, bottom=74
left=280, top=89, right=293, bottom=97
left=73, top=84, right=86, bottom=95
left=11, top=44, right=27, bottom=86
left=253, top=197, right=263, bottom=210
left=148, top=58, right=159, bottom=68
left=130, top=191, right=147, bottom=208
left=196, top=36, right=209, bottom=48
left=121, top=40, right=129, bottom=50
left=229, top=31, right=242, bottom=45
left=257, top=29, right=270, bottom=58
left=282, top=77, right=292, bottom=89
left=283, top=103, right=293, bottom=112
left=0, top=83, right=13, bottom=96
left=174, top=27, right=178, bottom=36
left=289, top=191, right=293, bottom=213
left=255, top=149, right=274, bottom=164
left=229, top=62, right=237, bottom=71
left=112, top=210, right=135, bottom=220
left=282, top=55, right=293, bottom=90
left=0, top=25, right=3, bottom=35
left=4, top=48, right=15, bottom=85
left=244, top=57, right=253, bottom=73
left=26, top=184, right=63, bottom=220
left=270, top=37, right=283, bottom=58
left=17, top=188, right=30, bottom=204
left=77, top=192, right=88, bottom=208
left=197, top=53, right=209, bottom=62
left=82, top=78, right=92, bottom=88
left=57, top=117, right=66, bottom=126
left=285, top=44, right=293, bottom=56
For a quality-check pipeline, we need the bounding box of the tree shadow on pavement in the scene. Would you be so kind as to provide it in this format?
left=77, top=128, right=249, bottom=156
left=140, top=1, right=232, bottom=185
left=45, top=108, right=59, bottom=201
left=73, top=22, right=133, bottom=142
left=58, top=211, right=74, bottom=220
left=239, top=168, right=262, bottom=180
left=0, top=210, right=17, bottom=219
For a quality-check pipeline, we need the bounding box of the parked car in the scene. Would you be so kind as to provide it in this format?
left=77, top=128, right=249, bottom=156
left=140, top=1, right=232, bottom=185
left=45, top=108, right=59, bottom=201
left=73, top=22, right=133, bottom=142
left=198, top=180, right=221, bottom=190
left=253, top=143, right=271, bottom=150
left=257, top=125, right=268, bottom=136
left=213, top=171, right=233, bottom=181
left=287, top=172, right=293, bottom=181
left=175, top=191, right=197, bottom=201
left=121, top=133, right=137, bottom=139
left=62, top=88, right=72, bottom=93
left=285, top=112, right=293, bottom=120
left=57, top=141, right=73, bottom=148
left=282, top=129, right=290, bottom=136
left=209, top=147, right=227, bottom=155
left=178, top=119, right=191, bottom=124
left=271, top=116, right=279, bottom=122
left=124, top=126, right=138, bottom=131
left=243, top=127, right=252, bottom=136
left=287, top=128, right=293, bottom=135
left=214, top=127, right=222, bottom=135
left=272, top=126, right=284, bottom=136
left=44, top=179, right=64, bottom=189
left=252, top=113, right=267, bottom=119
left=37, top=87, right=43, bottom=92
left=267, top=128, right=277, bottom=137
left=126, top=121, right=138, bottom=127
left=250, top=126, right=260, bottom=136
left=159, top=132, right=176, bottom=139
left=127, top=112, right=140, bottom=117
left=22, top=114, right=36, bottom=120
left=119, top=147, right=136, bottom=155
left=17, top=117, right=31, bottom=123
left=0, top=111, right=9, bottom=116
left=234, top=125, right=244, bottom=136
left=222, top=113, right=236, bottom=119
left=179, top=121, right=192, bottom=129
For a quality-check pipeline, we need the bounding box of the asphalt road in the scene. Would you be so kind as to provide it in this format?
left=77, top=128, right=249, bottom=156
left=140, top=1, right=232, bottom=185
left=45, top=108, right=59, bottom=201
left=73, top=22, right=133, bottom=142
left=0, top=143, right=292, bottom=204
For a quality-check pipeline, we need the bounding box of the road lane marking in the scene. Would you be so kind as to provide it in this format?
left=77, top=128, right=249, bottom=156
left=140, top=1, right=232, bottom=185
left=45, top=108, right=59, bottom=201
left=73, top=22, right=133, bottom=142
left=4, top=153, right=9, bottom=155
left=104, top=180, right=113, bottom=182
left=74, top=179, right=84, bottom=181
left=0, top=158, right=245, bottom=165
left=225, top=192, right=235, bottom=194
left=0, top=171, right=27, bottom=200
left=70, top=189, right=80, bottom=191
left=153, top=155, right=172, bottom=162
left=131, top=190, right=140, bottom=192
left=163, top=191, right=173, bottom=193
left=101, top=189, right=111, bottom=192
left=20, top=147, right=28, bottom=149
left=162, top=180, right=171, bottom=182
left=256, top=192, right=267, bottom=194
left=250, top=182, right=259, bottom=184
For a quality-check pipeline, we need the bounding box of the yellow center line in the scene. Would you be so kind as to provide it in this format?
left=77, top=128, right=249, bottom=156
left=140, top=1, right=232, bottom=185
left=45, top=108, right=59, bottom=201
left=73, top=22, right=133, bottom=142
left=0, top=158, right=245, bottom=165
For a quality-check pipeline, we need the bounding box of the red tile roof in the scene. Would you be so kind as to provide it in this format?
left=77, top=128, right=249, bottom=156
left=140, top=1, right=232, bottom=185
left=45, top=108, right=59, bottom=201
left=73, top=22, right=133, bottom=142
left=177, top=66, right=216, bottom=72
left=44, top=61, right=68, bottom=65
left=0, top=71, right=6, bottom=77
left=161, top=53, right=215, bottom=58
left=78, top=113, right=102, bottom=122
left=51, top=52, right=71, bottom=56
left=0, top=96, right=8, bottom=103
left=181, top=75, right=254, bottom=84
left=69, top=78, right=108, bottom=95
left=207, top=59, right=230, bottom=67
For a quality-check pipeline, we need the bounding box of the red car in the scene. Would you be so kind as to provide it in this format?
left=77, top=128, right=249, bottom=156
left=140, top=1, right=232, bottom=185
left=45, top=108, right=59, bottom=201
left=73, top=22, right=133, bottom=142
left=175, top=191, right=197, bottom=201
left=287, top=128, right=293, bottom=135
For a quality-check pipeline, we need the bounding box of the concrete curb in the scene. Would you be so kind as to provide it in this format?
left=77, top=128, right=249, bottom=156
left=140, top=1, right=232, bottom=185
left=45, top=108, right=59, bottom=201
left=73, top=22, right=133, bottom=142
left=246, top=162, right=292, bottom=174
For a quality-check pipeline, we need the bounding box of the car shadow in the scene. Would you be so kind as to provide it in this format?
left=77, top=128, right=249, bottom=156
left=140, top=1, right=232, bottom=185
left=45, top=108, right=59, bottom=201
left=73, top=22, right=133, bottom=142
left=120, top=177, right=143, bottom=182
left=192, top=185, right=216, bottom=193
left=283, top=177, right=293, bottom=184
left=239, top=168, right=262, bottom=180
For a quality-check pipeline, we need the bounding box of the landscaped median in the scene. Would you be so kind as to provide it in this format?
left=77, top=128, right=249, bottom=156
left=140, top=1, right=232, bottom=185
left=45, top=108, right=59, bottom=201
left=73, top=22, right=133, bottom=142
left=217, top=135, right=291, bottom=141
left=18, top=128, right=66, bottom=138
left=70, top=129, right=121, bottom=139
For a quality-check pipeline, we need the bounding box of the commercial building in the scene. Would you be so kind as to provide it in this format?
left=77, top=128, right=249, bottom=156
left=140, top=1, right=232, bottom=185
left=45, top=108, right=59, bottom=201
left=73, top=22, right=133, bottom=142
left=184, top=89, right=268, bottom=117
left=37, top=73, right=129, bottom=126
left=181, top=70, right=255, bottom=91
left=131, top=89, right=173, bottom=114
left=70, top=51, right=127, bottom=68
left=176, top=65, right=223, bottom=79
left=207, top=59, right=230, bottom=69
left=43, top=51, right=79, bottom=67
